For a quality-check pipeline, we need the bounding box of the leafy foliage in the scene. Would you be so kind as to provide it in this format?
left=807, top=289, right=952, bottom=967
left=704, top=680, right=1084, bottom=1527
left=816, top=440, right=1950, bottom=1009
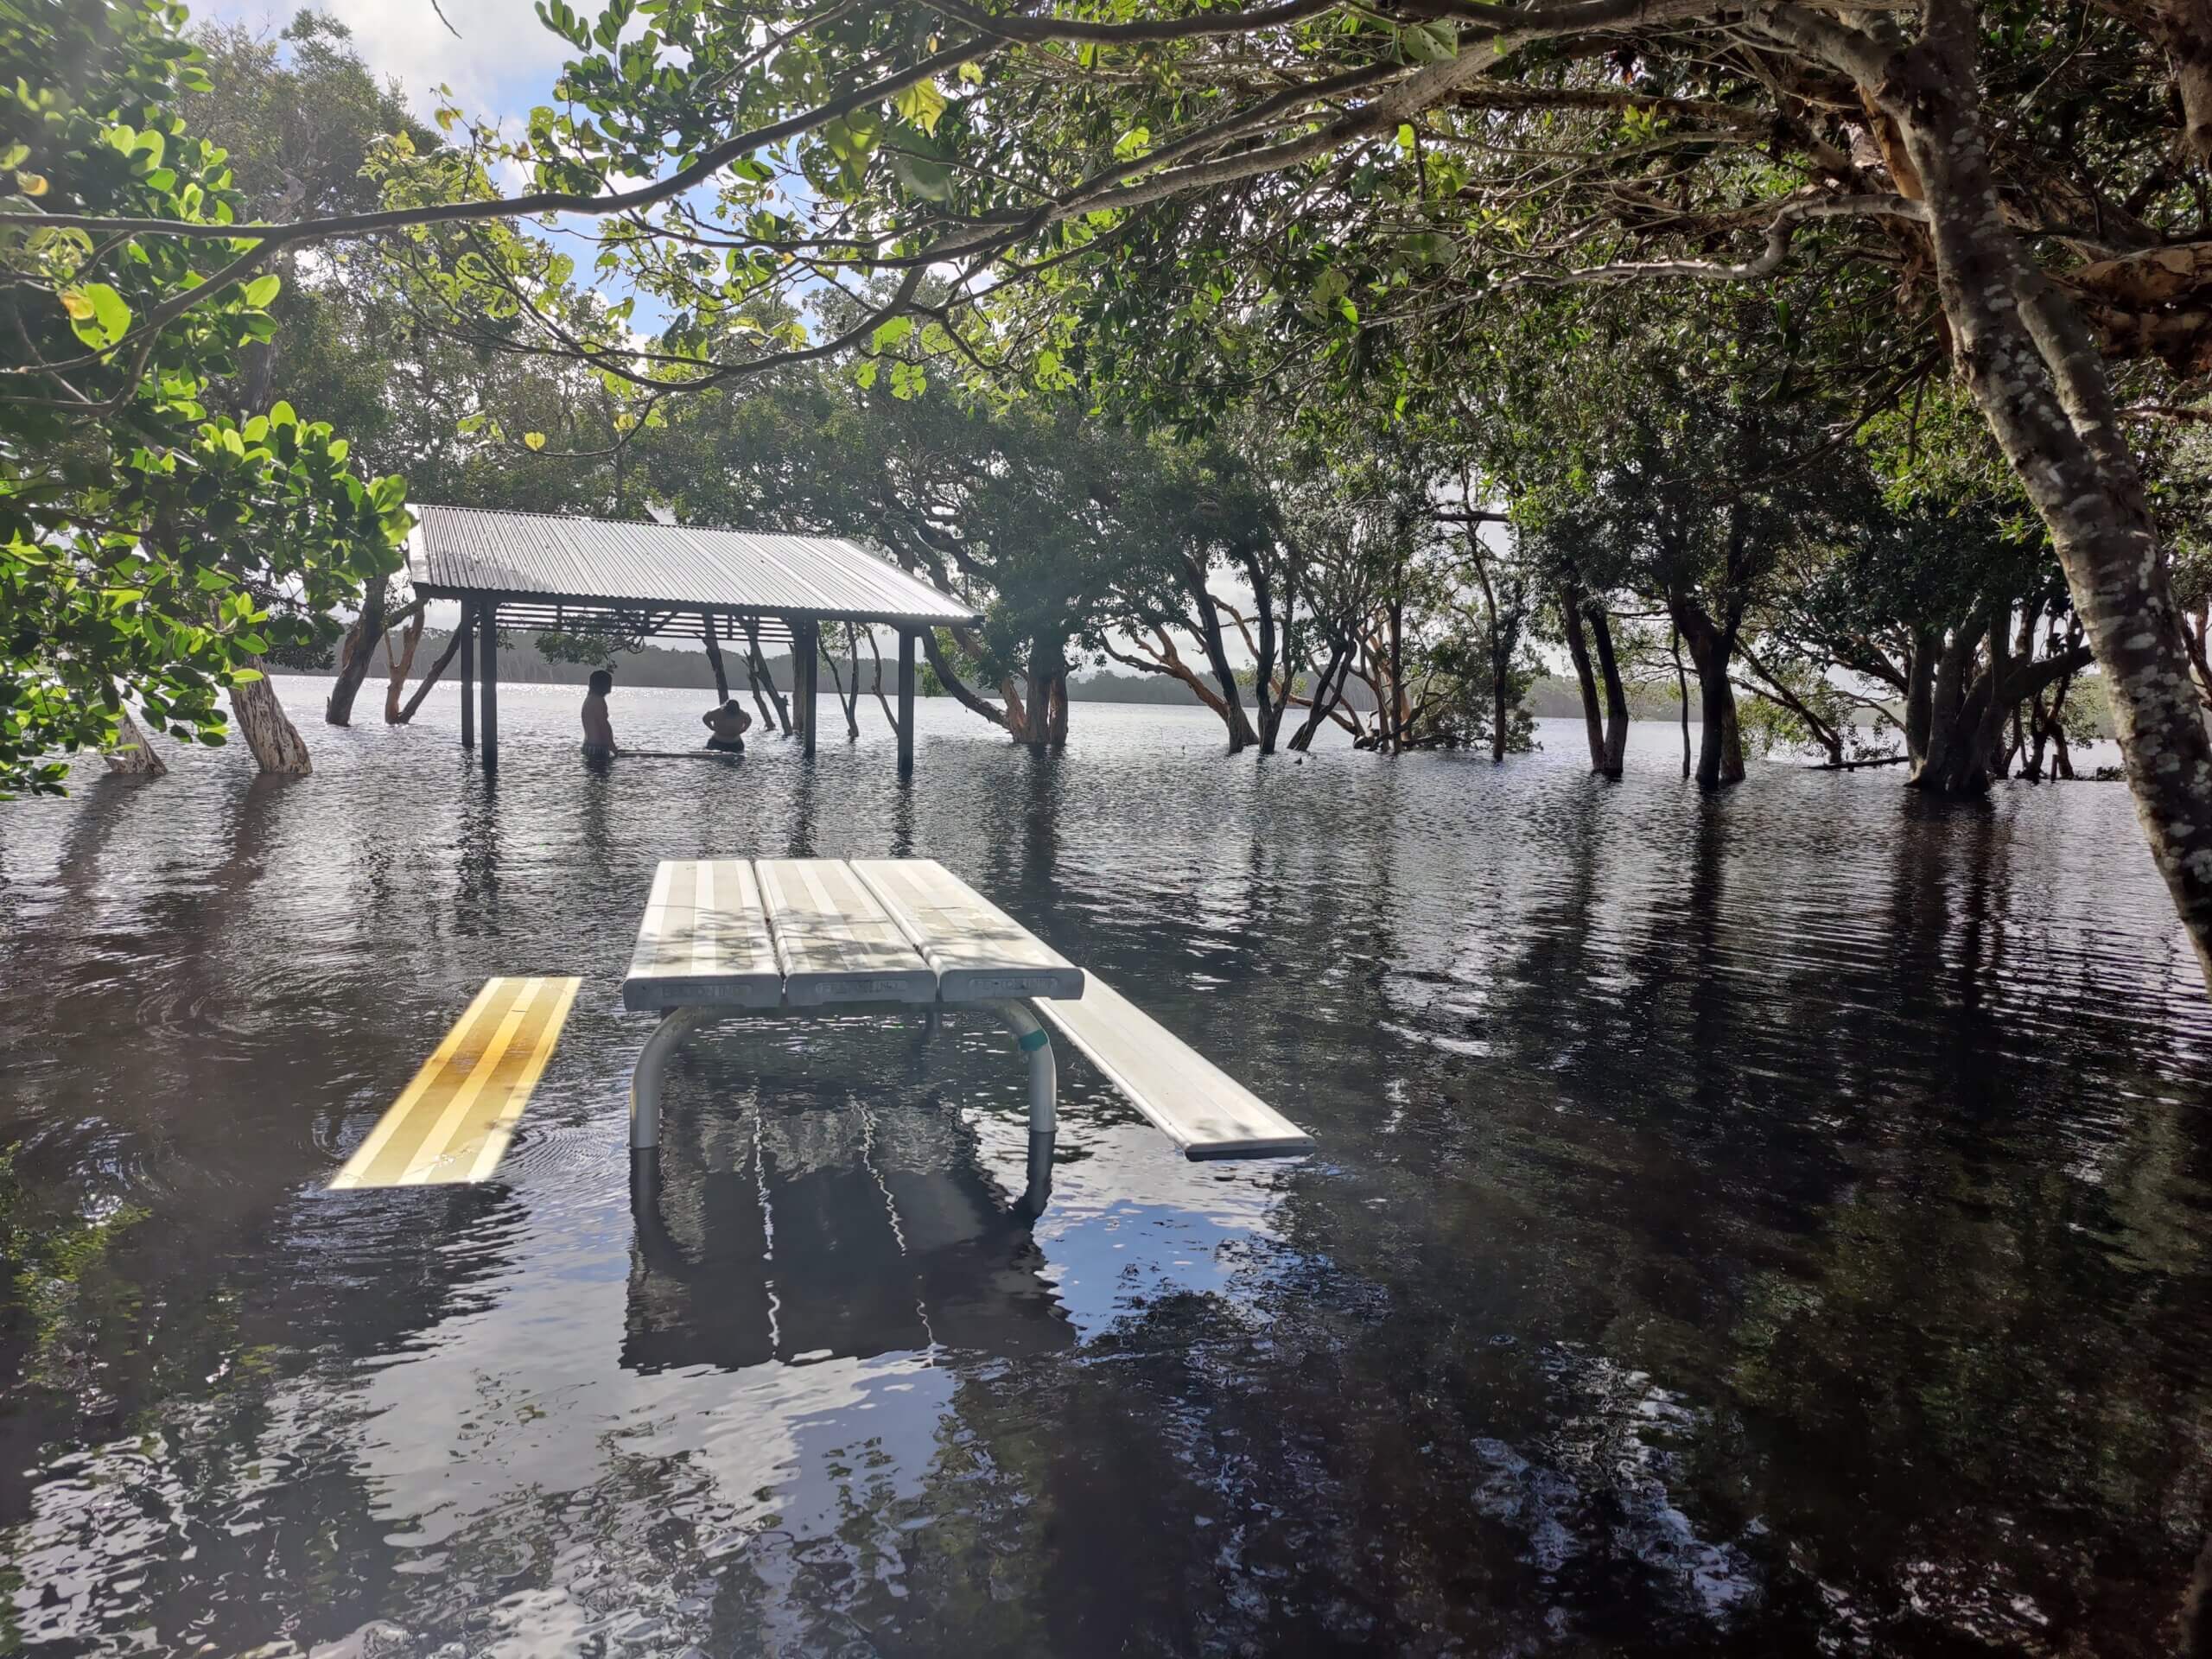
left=0, top=0, right=409, bottom=792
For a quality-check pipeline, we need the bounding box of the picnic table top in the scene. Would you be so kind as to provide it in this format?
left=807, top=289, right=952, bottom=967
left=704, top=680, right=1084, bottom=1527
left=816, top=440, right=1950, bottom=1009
left=623, top=856, right=1085, bottom=1011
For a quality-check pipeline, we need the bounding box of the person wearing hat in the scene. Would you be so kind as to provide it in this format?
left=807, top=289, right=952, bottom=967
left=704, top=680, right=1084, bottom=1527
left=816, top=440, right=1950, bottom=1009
left=701, top=697, right=752, bottom=754
left=582, top=667, right=618, bottom=764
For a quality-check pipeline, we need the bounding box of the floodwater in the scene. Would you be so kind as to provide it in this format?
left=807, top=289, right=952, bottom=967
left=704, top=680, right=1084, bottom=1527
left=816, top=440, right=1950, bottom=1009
left=0, top=678, right=2207, bottom=1657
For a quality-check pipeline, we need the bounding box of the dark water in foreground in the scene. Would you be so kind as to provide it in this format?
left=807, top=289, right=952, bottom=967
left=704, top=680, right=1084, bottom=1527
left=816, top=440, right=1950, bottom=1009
left=1, top=680, right=2208, bottom=1656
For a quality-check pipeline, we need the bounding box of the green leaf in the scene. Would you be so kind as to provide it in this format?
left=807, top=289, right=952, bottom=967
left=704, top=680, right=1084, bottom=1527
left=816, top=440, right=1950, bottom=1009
left=67, top=283, right=132, bottom=348
left=871, top=315, right=915, bottom=352
left=523, top=431, right=547, bottom=451
left=892, top=79, right=948, bottom=137
left=242, top=273, right=282, bottom=308
left=1398, top=21, right=1456, bottom=62
left=887, top=148, right=950, bottom=200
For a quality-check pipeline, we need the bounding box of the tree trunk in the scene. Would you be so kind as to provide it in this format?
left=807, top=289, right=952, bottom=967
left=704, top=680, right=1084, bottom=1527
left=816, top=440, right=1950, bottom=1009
left=1915, top=627, right=2091, bottom=794
left=325, top=582, right=388, bottom=727
left=866, top=628, right=900, bottom=738
left=702, top=614, right=731, bottom=702
left=1179, top=555, right=1255, bottom=753
left=1002, top=645, right=1068, bottom=746
left=1387, top=594, right=1405, bottom=753
left=2183, top=1527, right=2212, bottom=1659
left=1288, top=633, right=1352, bottom=752
left=104, top=705, right=167, bottom=776
left=1904, top=627, right=1938, bottom=770
left=1916, top=615, right=1987, bottom=791
left=743, top=618, right=791, bottom=734
left=1672, top=594, right=1744, bottom=789
left=1589, top=603, right=1630, bottom=779
left=1561, top=585, right=1606, bottom=772
left=818, top=631, right=860, bottom=740
left=1670, top=620, right=1691, bottom=779
left=844, top=623, right=863, bottom=736
left=1879, top=0, right=2212, bottom=984
left=2185, top=598, right=2212, bottom=709
left=382, top=603, right=426, bottom=724
left=232, top=663, right=310, bottom=774
left=920, top=626, right=1015, bottom=735
left=395, top=625, right=463, bottom=725
left=1490, top=648, right=1510, bottom=763
left=1261, top=552, right=1297, bottom=754
left=1046, top=672, right=1069, bottom=745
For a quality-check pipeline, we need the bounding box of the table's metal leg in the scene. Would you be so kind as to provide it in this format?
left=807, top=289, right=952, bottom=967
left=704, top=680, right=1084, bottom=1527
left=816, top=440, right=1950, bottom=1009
left=984, top=1000, right=1056, bottom=1136
left=986, top=1000, right=1057, bottom=1217
left=1020, top=1125, right=1055, bottom=1220
left=631, top=1007, right=709, bottom=1150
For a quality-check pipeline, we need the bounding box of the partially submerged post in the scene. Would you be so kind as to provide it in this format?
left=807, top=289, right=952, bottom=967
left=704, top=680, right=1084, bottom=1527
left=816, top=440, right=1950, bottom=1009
left=403, top=506, right=976, bottom=772
left=898, top=630, right=917, bottom=777
left=480, top=601, right=499, bottom=771
left=459, top=600, right=474, bottom=750
left=795, top=618, right=820, bottom=759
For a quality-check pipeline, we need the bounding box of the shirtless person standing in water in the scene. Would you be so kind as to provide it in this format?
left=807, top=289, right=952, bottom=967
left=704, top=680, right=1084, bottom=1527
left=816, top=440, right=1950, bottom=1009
left=582, top=668, right=617, bottom=763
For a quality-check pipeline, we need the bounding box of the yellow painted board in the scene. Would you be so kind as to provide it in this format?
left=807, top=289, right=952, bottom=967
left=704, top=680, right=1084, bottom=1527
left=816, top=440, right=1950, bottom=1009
left=329, top=976, right=581, bottom=1189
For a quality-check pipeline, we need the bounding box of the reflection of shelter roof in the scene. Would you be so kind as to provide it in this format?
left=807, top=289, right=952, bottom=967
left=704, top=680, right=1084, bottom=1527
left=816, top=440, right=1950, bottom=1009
left=626, top=1097, right=1072, bottom=1373
left=405, top=504, right=981, bottom=643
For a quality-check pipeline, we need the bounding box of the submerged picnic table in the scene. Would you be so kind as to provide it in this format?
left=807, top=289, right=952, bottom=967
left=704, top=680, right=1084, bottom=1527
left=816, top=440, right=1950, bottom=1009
left=622, top=858, right=1313, bottom=1177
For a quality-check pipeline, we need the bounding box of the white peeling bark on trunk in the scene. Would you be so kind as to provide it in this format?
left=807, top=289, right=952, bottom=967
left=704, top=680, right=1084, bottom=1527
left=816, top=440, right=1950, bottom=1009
left=103, top=706, right=167, bottom=776
left=230, top=664, right=312, bottom=775
left=1879, top=0, right=2212, bottom=989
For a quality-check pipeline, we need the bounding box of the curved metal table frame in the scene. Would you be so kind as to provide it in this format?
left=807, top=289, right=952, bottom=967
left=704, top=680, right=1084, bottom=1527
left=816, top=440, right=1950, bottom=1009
left=629, top=996, right=1058, bottom=1214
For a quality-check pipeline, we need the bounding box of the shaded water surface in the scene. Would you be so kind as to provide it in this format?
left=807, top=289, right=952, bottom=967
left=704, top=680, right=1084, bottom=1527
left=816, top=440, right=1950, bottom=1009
left=1, top=681, right=2208, bottom=1656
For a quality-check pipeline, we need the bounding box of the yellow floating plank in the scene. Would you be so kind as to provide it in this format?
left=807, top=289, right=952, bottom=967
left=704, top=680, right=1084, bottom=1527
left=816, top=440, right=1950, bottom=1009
left=329, top=976, right=581, bottom=1189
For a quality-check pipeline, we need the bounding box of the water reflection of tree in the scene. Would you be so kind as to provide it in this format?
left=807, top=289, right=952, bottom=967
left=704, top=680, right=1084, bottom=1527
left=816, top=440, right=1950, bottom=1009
left=1433, top=776, right=2212, bottom=1652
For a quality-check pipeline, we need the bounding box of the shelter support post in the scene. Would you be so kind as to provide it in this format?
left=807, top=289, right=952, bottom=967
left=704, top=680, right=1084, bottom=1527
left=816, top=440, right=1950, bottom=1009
left=798, top=620, right=819, bottom=759
left=459, top=600, right=475, bottom=750
left=898, top=629, right=917, bottom=776
left=479, top=601, right=499, bottom=770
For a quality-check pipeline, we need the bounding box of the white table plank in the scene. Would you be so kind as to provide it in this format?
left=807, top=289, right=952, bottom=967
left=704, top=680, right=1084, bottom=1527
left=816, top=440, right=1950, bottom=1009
left=756, top=858, right=938, bottom=1005
left=849, top=858, right=1084, bottom=1002
left=1035, top=976, right=1313, bottom=1159
left=622, top=858, right=784, bottom=1011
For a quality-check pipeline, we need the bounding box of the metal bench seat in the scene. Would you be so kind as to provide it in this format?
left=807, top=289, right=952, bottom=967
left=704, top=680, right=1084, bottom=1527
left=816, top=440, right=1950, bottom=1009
left=1035, top=978, right=1314, bottom=1160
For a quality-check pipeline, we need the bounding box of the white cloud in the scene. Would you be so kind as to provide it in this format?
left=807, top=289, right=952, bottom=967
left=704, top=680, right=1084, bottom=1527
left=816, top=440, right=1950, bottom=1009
left=202, top=0, right=575, bottom=121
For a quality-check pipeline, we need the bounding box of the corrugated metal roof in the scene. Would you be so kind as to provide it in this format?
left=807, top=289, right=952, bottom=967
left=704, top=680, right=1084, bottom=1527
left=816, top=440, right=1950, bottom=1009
left=405, top=505, right=979, bottom=626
